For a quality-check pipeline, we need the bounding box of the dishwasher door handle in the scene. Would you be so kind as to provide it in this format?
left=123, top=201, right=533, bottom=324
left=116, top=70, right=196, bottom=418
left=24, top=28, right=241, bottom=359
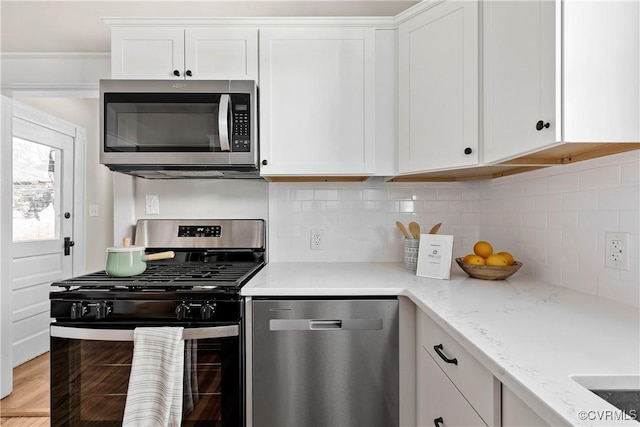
left=310, top=320, right=342, bottom=329
left=269, top=318, right=382, bottom=331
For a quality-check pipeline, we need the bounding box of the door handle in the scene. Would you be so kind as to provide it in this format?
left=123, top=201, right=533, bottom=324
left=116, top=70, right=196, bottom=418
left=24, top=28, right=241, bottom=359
left=64, top=237, right=75, bottom=256
left=219, top=94, right=231, bottom=152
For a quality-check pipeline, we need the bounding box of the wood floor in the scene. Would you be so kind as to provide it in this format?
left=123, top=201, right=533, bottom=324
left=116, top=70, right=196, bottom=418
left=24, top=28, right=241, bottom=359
left=0, top=353, right=50, bottom=425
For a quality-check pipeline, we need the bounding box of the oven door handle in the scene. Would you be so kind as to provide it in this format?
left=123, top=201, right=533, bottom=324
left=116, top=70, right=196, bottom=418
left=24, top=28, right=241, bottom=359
left=50, top=325, right=239, bottom=341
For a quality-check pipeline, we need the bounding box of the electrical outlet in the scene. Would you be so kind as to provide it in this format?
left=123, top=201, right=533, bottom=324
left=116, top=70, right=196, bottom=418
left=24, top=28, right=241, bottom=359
left=605, top=232, right=630, bottom=270
left=145, top=195, right=160, bottom=215
left=310, top=229, right=324, bottom=250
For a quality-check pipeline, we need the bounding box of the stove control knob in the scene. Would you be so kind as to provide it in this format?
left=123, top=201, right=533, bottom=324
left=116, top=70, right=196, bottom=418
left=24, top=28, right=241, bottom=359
left=200, top=302, right=216, bottom=320
left=95, top=302, right=112, bottom=320
left=175, top=303, right=190, bottom=320
left=70, top=302, right=87, bottom=319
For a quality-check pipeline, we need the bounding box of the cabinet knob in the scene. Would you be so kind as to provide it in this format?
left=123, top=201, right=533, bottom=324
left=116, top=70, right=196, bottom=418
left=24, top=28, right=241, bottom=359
left=536, top=120, right=550, bottom=131
left=173, top=70, right=181, bottom=77
left=185, top=70, right=192, bottom=77
left=464, top=147, right=473, bottom=155
left=261, top=160, right=268, bottom=166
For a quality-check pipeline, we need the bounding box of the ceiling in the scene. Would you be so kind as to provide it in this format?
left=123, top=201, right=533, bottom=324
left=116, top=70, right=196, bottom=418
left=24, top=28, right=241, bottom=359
left=1, top=1, right=418, bottom=53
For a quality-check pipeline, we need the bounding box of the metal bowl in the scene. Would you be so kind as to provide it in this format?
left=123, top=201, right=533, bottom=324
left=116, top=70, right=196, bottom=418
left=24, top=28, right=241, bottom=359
left=455, top=257, right=523, bottom=280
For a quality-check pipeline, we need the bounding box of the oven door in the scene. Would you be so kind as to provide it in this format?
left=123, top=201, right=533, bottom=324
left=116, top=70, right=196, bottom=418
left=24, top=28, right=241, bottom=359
left=50, top=323, right=241, bottom=427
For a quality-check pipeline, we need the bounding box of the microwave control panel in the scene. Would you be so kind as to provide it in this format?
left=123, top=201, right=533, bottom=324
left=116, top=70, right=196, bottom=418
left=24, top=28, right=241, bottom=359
left=231, top=94, right=251, bottom=152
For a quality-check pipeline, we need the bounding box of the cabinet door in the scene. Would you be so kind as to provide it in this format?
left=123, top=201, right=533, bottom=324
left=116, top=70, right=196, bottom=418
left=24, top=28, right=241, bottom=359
left=563, top=0, right=639, bottom=142
left=259, top=28, right=375, bottom=176
left=184, top=28, right=258, bottom=80
left=417, top=347, right=488, bottom=427
left=398, top=1, right=479, bottom=174
left=111, top=27, right=185, bottom=79
left=502, top=386, right=550, bottom=427
left=483, top=0, right=556, bottom=164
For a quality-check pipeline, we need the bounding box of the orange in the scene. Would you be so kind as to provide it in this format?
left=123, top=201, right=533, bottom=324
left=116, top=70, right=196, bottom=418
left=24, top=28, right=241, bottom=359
left=462, top=253, right=477, bottom=263
left=464, top=255, right=486, bottom=266
left=496, top=251, right=515, bottom=266
left=473, top=241, right=493, bottom=258
left=485, top=254, right=508, bottom=267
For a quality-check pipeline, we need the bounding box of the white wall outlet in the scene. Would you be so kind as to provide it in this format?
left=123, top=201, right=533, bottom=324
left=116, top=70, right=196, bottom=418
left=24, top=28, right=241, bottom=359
left=605, top=232, right=630, bottom=270
left=310, top=229, right=324, bottom=250
left=145, top=195, right=160, bottom=215
left=88, top=204, right=99, bottom=217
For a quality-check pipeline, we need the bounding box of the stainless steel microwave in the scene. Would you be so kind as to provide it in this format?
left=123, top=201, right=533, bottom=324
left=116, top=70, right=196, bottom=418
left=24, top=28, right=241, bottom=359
left=99, top=79, right=259, bottom=179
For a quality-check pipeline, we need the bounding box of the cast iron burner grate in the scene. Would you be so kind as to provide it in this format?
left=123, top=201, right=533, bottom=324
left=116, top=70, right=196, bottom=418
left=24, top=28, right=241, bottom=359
left=53, top=261, right=263, bottom=291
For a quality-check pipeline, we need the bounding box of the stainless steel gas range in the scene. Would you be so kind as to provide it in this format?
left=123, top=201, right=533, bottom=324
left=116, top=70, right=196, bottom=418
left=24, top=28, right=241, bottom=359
left=49, top=219, right=266, bottom=427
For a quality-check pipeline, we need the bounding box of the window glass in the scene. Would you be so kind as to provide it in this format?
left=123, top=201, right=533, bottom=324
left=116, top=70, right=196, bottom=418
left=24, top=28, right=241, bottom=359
left=12, top=137, right=61, bottom=242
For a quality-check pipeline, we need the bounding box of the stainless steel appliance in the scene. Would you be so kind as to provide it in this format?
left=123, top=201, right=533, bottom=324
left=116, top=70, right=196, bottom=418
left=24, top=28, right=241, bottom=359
left=251, top=298, right=399, bottom=427
left=100, top=80, right=259, bottom=179
left=49, top=219, right=266, bottom=426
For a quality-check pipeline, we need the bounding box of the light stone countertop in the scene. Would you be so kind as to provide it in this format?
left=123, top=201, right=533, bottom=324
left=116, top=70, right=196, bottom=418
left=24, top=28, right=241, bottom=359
left=241, top=262, right=640, bottom=427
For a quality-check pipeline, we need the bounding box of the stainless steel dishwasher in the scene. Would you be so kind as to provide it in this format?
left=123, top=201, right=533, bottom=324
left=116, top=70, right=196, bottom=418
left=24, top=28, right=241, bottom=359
left=251, top=298, right=399, bottom=427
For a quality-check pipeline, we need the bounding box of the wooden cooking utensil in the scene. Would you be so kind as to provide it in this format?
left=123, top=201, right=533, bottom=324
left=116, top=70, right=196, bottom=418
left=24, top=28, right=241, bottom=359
left=408, top=222, right=420, bottom=239
left=428, top=223, right=442, bottom=234
left=395, top=221, right=410, bottom=238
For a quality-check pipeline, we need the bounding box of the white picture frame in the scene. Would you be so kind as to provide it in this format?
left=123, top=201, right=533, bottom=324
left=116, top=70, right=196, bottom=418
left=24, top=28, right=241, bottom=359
left=416, top=234, right=454, bottom=279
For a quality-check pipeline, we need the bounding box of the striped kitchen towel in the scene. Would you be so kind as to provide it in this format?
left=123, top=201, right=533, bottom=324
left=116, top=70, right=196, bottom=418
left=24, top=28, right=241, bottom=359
left=123, top=327, right=185, bottom=427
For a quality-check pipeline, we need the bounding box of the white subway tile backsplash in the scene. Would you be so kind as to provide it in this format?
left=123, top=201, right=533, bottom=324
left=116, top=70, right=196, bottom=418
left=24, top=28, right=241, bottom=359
left=579, top=164, right=620, bottom=190
left=621, top=160, right=640, bottom=185
left=523, top=177, right=548, bottom=196
left=598, top=186, right=639, bottom=211
left=548, top=171, right=580, bottom=193
left=269, top=151, right=639, bottom=306
left=412, top=188, right=439, bottom=200
left=362, top=188, right=388, bottom=200
left=314, top=189, right=339, bottom=200
left=578, top=210, right=619, bottom=232
left=563, top=190, right=598, bottom=211
left=339, top=189, right=363, bottom=201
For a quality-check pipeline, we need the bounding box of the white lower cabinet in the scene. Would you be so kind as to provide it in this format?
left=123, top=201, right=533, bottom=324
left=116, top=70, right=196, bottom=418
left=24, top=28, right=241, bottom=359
left=417, top=346, right=488, bottom=427
left=416, top=310, right=500, bottom=427
left=502, top=386, right=550, bottom=427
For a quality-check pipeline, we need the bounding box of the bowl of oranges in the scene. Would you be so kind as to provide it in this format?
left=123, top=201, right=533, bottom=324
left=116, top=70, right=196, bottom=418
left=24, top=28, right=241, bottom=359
left=456, top=241, right=522, bottom=280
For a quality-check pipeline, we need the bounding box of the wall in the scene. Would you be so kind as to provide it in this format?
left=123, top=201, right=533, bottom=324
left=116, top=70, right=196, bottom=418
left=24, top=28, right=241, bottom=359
left=269, top=151, right=639, bottom=307
left=15, top=97, right=113, bottom=273
left=131, top=178, right=268, bottom=231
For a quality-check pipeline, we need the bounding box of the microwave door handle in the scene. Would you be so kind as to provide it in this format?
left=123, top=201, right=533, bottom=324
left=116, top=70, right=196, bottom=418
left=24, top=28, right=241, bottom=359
left=219, top=94, right=231, bottom=152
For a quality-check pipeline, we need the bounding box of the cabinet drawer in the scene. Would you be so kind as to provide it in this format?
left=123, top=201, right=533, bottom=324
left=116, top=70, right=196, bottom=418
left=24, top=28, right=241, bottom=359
left=418, top=311, right=499, bottom=426
left=417, top=346, right=487, bottom=427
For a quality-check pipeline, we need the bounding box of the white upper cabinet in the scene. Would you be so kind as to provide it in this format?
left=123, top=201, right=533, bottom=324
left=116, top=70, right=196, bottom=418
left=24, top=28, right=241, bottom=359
left=110, top=27, right=258, bottom=80
left=397, top=1, right=479, bottom=174
left=484, top=0, right=639, bottom=164
left=258, top=27, right=376, bottom=177
left=482, top=0, right=556, bottom=164
left=562, top=0, right=639, bottom=143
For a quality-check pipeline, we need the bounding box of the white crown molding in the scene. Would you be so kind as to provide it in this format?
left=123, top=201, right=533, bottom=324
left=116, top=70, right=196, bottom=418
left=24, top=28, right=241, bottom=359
left=102, top=16, right=397, bottom=28
left=1, top=52, right=111, bottom=60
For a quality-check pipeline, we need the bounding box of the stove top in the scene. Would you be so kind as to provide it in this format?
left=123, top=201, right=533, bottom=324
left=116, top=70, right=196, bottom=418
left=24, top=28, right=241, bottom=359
left=52, top=261, right=265, bottom=291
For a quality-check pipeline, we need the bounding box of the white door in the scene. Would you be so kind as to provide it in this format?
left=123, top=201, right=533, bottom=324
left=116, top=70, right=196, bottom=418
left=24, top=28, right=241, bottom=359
left=10, top=111, right=75, bottom=366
